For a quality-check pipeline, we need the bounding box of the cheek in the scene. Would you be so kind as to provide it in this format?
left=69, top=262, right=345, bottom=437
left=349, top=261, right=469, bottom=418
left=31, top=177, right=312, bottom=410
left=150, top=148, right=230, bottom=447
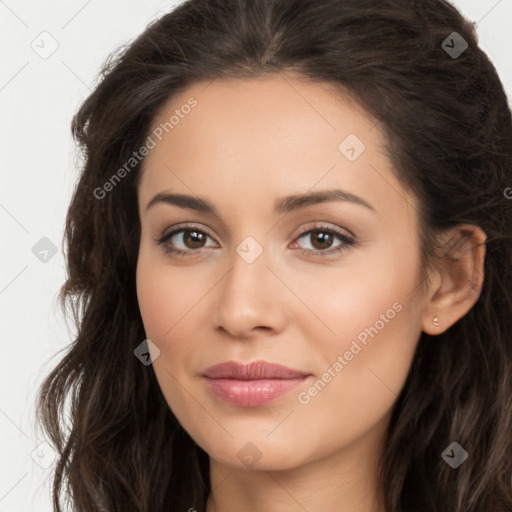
left=136, top=251, right=208, bottom=341
left=136, top=261, right=173, bottom=339
left=291, top=241, right=420, bottom=345
left=292, top=281, right=422, bottom=451
left=135, top=256, right=199, bottom=413
left=295, top=237, right=424, bottom=393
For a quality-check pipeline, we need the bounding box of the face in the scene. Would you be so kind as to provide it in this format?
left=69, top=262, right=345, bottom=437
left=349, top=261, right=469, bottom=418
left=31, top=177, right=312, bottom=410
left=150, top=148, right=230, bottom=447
left=136, top=74, right=429, bottom=471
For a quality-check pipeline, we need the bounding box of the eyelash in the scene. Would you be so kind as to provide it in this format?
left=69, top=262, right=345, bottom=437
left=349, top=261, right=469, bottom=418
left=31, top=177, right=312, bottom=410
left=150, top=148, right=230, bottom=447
left=154, top=222, right=356, bottom=258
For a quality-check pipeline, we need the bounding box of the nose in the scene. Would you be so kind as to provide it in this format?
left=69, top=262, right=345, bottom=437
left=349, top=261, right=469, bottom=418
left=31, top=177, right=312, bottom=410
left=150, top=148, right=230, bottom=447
left=213, top=242, right=289, bottom=339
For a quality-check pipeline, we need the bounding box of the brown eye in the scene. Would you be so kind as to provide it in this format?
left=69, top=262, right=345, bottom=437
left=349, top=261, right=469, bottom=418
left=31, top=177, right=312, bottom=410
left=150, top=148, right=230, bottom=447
left=294, top=224, right=355, bottom=255
left=155, top=225, right=217, bottom=256
left=308, top=230, right=335, bottom=250
left=180, top=229, right=207, bottom=249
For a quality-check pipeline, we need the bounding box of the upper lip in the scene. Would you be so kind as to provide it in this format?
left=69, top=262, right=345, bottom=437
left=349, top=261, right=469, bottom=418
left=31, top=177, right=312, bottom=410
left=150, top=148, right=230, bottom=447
left=202, top=360, right=311, bottom=380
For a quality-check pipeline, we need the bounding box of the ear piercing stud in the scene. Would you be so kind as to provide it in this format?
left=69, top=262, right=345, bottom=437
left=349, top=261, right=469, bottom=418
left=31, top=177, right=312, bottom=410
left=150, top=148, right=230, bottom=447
left=433, top=316, right=439, bottom=326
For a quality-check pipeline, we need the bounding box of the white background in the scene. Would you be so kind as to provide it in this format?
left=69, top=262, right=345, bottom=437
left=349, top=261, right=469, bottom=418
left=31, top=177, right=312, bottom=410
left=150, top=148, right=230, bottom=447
left=1, top=1, right=511, bottom=510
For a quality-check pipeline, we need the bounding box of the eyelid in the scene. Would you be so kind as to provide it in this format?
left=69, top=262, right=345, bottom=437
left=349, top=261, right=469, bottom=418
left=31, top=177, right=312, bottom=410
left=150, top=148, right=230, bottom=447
left=154, top=222, right=218, bottom=243
left=156, top=221, right=353, bottom=241
left=291, top=221, right=355, bottom=242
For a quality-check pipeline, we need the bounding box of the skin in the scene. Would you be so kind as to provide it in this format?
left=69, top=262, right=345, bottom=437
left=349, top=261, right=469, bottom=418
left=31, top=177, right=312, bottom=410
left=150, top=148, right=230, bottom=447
left=135, top=73, right=486, bottom=512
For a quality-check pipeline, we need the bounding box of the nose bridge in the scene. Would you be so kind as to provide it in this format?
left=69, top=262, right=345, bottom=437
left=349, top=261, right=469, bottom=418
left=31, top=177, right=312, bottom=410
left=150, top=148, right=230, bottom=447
left=223, top=235, right=270, bottom=302
left=213, top=234, right=287, bottom=335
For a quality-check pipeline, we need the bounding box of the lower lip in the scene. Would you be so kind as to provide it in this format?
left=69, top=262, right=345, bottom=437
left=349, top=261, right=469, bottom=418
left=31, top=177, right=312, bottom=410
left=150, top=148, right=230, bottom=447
left=204, top=377, right=309, bottom=407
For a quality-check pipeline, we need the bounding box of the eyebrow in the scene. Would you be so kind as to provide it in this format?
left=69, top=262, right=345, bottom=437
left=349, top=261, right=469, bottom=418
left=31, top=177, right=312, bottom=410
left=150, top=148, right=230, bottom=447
left=145, top=189, right=376, bottom=215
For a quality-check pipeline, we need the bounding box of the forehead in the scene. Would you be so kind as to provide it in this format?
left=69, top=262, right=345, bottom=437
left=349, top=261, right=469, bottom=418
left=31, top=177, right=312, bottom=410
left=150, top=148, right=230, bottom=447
left=137, top=74, right=416, bottom=223
left=145, top=73, right=378, bottom=159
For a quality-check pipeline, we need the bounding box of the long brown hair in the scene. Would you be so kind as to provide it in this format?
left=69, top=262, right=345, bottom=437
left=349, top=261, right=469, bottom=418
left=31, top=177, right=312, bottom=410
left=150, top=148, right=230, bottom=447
left=36, top=0, right=512, bottom=510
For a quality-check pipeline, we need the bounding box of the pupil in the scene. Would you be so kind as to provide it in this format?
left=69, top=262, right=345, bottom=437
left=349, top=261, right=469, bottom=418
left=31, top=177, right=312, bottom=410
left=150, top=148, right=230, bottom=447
left=312, top=231, right=332, bottom=250
left=185, top=230, right=205, bottom=248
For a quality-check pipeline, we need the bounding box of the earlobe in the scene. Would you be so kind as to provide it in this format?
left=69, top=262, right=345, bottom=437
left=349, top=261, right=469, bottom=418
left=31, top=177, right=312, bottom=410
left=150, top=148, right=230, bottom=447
left=421, top=224, right=486, bottom=335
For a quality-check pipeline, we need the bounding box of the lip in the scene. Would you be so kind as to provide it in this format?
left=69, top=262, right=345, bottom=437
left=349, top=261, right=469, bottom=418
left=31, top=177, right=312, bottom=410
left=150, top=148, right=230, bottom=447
left=202, top=360, right=311, bottom=407
left=203, top=360, right=310, bottom=380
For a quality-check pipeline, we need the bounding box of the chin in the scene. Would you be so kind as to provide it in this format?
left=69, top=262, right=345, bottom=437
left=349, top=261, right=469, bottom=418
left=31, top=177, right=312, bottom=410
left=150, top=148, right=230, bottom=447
left=195, top=432, right=313, bottom=472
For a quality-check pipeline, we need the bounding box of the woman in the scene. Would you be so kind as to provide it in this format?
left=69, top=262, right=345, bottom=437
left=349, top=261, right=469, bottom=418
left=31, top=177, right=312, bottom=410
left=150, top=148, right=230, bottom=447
left=36, top=0, right=512, bottom=510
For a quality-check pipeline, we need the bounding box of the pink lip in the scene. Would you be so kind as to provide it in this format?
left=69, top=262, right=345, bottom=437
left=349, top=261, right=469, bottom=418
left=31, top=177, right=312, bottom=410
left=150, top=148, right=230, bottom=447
left=202, top=360, right=311, bottom=407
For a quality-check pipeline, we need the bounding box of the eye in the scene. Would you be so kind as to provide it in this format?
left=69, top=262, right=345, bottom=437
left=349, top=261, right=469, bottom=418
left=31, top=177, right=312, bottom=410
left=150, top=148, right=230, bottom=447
left=154, top=223, right=217, bottom=257
left=154, top=222, right=356, bottom=258
left=292, top=223, right=355, bottom=256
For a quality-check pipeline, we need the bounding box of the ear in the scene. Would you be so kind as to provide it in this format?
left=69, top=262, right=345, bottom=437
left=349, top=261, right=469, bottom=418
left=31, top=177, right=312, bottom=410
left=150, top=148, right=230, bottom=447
left=421, top=224, right=486, bottom=335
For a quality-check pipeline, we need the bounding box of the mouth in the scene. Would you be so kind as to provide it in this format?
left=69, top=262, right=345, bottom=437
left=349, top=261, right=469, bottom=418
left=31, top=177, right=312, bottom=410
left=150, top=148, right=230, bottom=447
left=202, top=360, right=312, bottom=407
